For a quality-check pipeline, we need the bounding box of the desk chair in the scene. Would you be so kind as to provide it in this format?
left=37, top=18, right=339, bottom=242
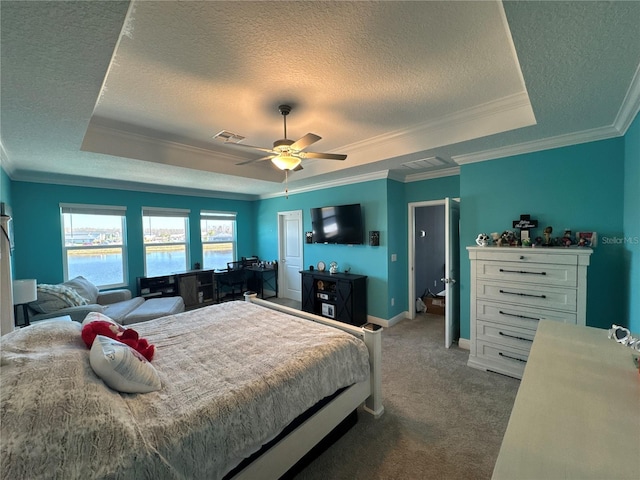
left=218, top=262, right=246, bottom=301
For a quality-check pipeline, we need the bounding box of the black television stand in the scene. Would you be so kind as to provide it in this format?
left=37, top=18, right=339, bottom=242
left=300, top=270, right=367, bottom=326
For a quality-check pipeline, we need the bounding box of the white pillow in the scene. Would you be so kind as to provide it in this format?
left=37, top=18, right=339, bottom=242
left=89, top=335, right=161, bottom=393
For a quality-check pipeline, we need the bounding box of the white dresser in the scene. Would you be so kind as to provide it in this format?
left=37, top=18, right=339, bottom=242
left=467, top=246, right=592, bottom=379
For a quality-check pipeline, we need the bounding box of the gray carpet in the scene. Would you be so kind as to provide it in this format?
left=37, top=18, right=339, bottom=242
left=294, top=313, right=521, bottom=480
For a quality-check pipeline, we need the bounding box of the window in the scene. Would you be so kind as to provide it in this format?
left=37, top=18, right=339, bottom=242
left=142, top=207, right=190, bottom=277
left=61, top=204, right=127, bottom=288
left=201, top=211, right=237, bottom=270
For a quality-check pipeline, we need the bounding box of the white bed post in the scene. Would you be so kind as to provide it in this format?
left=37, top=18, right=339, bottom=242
left=362, top=324, right=384, bottom=418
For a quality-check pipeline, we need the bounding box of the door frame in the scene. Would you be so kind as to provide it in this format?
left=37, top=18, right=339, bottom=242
left=277, top=209, right=303, bottom=301
left=408, top=200, right=445, bottom=320
left=408, top=198, right=460, bottom=342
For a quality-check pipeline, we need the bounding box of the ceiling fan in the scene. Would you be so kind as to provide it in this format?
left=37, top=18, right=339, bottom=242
left=222, top=104, right=347, bottom=171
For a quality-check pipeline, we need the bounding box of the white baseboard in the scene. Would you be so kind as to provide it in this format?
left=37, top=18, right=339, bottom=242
left=458, top=338, right=470, bottom=350
left=367, top=310, right=407, bottom=328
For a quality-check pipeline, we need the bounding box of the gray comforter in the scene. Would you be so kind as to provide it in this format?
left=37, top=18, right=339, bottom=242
left=1, top=301, right=370, bottom=479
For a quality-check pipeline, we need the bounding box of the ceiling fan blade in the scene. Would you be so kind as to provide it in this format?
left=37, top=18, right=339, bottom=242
left=302, top=151, right=347, bottom=161
left=293, top=164, right=304, bottom=171
left=235, top=155, right=275, bottom=166
left=290, top=133, right=321, bottom=151
left=225, top=142, right=275, bottom=154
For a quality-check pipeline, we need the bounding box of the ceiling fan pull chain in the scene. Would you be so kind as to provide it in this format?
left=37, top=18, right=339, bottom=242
left=285, top=170, right=289, bottom=199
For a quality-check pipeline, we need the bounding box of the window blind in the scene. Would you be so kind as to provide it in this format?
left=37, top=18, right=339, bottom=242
left=142, top=207, right=190, bottom=218
left=60, top=203, right=126, bottom=216
left=201, top=210, right=237, bottom=220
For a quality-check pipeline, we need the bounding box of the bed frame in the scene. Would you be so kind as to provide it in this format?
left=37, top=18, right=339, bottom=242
left=232, top=295, right=384, bottom=479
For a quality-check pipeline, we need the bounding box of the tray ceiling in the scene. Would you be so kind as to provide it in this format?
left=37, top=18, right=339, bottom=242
left=1, top=1, right=639, bottom=198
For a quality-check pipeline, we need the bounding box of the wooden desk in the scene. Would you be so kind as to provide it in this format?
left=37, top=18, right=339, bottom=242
left=492, top=321, right=640, bottom=480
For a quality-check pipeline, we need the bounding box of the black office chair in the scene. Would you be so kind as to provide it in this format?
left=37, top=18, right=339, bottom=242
left=218, top=262, right=246, bottom=301
left=227, top=261, right=244, bottom=271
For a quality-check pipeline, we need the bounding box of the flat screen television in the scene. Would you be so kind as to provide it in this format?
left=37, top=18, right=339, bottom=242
left=311, top=203, right=364, bottom=245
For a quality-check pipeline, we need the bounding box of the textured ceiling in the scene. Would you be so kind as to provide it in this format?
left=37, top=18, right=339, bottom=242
left=1, top=1, right=639, bottom=199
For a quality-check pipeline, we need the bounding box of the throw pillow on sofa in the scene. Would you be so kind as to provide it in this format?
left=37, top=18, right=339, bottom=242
left=63, top=276, right=100, bottom=304
left=29, top=284, right=88, bottom=314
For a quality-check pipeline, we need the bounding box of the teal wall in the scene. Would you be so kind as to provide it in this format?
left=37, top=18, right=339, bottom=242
left=624, top=112, right=640, bottom=332
left=1, top=166, right=11, bottom=211
left=255, top=179, right=391, bottom=319
left=5, top=118, right=637, bottom=332
left=388, top=175, right=462, bottom=317
left=460, top=137, right=626, bottom=337
left=10, top=182, right=255, bottom=291
left=387, top=179, right=407, bottom=318
left=404, top=175, right=460, bottom=203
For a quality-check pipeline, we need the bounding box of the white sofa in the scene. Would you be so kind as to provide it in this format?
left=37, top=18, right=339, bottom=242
left=28, top=276, right=184, bottom=324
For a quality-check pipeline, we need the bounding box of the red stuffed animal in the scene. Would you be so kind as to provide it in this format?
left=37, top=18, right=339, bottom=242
left=82, top=321, right=155, bottom=362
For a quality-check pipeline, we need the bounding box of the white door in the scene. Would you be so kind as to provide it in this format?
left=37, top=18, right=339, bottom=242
left=278, top=210, right=303, bottom=301
left=444, top=197, right=460, bottom=348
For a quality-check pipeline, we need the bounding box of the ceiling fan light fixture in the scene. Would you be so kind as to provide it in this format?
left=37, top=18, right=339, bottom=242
left=271, top=155, right=301, bottom=170
left=229, top=104, right=346, bottom=171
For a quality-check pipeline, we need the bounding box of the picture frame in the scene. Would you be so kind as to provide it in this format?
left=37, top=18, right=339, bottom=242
left=321, top=303, right=335, bottom=319
left=576, top=231, right=597, bottom=247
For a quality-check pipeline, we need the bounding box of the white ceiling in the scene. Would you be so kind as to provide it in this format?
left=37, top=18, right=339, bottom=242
left=1, top=1, right=639, bottom=200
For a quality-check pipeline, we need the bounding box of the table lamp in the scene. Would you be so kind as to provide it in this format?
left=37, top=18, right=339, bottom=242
left=13, top=279, right=37, bottom=327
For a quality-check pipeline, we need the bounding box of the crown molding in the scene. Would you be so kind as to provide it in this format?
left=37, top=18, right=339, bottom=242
left=453, top=124, right=621, bottom=165
left=0, top=141, right=11, bottom=173
left=83, top=122, right=244, bottom=164
left=613, top=61, right=640, bottom=135
left=386, top=170, right=407, bottom=182
left=455, top=62, right=640, bottom=166
left=337, top=92, right=535, bottom=158
left=82, top=122, right=285, bottom=183
left=9, top=171, right=257, bottom=201
left=402, top=166, right=461, bottom=183
left=259, top=170, right=390, bottom=199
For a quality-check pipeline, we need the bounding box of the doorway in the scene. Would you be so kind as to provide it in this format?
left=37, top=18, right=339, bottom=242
left=414, top=204, right=446, bottom=299
left=408, top=198, right=460, bottom=347
left=277, top=210, right=303, bottom=302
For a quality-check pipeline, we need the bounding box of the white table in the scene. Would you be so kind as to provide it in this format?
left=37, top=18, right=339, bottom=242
left=493, top=320, right=640, bottom=480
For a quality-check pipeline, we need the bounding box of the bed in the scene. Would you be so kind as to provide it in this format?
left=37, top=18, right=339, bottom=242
left=0, top=296, right=383, bottom=479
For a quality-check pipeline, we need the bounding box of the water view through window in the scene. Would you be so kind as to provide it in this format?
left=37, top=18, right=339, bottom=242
left=68, top=248, right=233, bottom=287
left=63, top=207, right=235, bottom=288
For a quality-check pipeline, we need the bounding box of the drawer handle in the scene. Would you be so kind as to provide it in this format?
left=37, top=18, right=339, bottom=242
left=499, top=289, right=546, bottom=299
left=499, top=310, right=541, bottom=321
left=499, top=352, right=528, bottom=363
left=499, top=268, right=546, bottom=276
left=499, top=331, right=533, bottom=342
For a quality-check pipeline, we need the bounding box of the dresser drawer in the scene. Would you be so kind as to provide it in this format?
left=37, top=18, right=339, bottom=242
left=476, top=260, right=577, bottom=287
left=477, top=300, right=577, bottom=329
left=477, top=320, right=535, bottom=351
left=474, top=249, right=578, bottom=266
left=477, top=281, right=577, bottom=312
left=475, top=340, right=529, bottom=378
